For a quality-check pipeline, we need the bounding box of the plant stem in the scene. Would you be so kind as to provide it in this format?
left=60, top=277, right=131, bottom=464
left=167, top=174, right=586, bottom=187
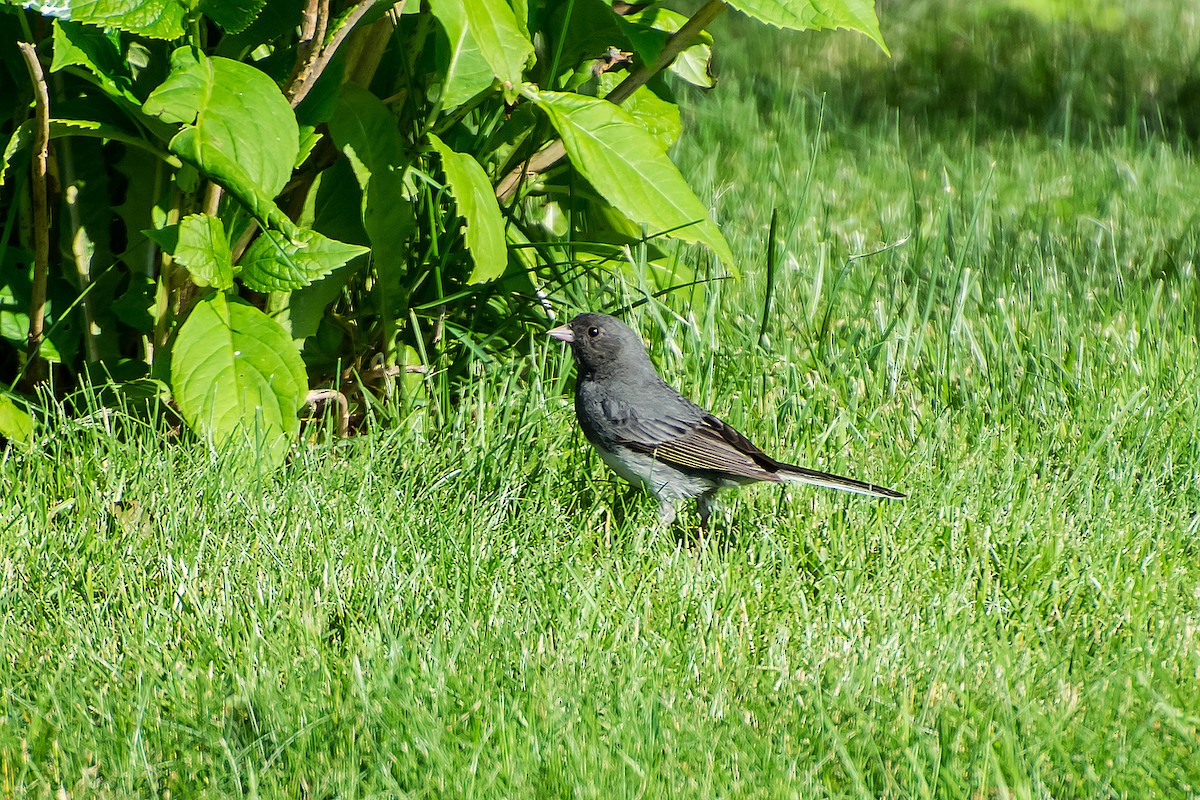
left=605, top=0, right=726, bottom=105
left=285, top=0, right=383, bottom=107
left=17, top=41, right=50, bottom=389
left=344, top=3, right=404, bottom=89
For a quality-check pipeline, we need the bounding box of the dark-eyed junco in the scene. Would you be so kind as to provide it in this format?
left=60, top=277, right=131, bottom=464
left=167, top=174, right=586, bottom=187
left=549, top=312, right=903, bottom=527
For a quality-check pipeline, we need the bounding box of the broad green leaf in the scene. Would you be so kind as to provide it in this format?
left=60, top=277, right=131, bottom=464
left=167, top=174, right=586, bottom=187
left=175, top=214, right=235, bottom=290
left=669, top=42, right=715, bottom=88
left=0, top=395, right=34, bottom=445
left=510, top=0, right=530, bottom=40
left=240, top=227, right=370, bottom=292
left=429, top=0, right=496, bottom=109
left=362, top=176, right=415, bottom=262
left=148, top=218, right=234, bottom=290
left=429, top=134, right=507, bottom=284
left=200, top=0, right=267, bottom=33
left=299, top=315, right=347, bottom=373
left=2, top=117, right=181, bottom=187
left=300, top=158, right=369, bottom=247
left=143, top=223, right=178, bottom=251
left=3, top=118, right=180, bottom=186
left=327, top=86, right=404, bottom=189
left=172, top=293, right=307, bottom=467
left=597, top=75, right=682, bottom=150
left=167, top=128, right=293, bottom=233
left=294, top=63, right=344, bottom=128
left=25, top=0, right=186, bottom=39
left=50, top=21, right=139, bottom=101
left=144, top=49, right=299, bottom=198
left=50, top=20, right=116, bottom=74
left=327, top=88, right=415, bottom=268
left=726, top=0, right=888, bottom=53
left=530, top=89, right=734, bottom=268
left=458, top=0, right=534, bottom=89
left=280, top=163, right=371, bottom=341
left=277, top=262, right=359, bottom=341
left=616, top=7, right=715, bottom=88
left=0, top=298, right=62, bottom=361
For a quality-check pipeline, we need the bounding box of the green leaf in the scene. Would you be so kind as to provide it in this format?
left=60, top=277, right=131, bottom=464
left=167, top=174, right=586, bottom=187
left=111, top=275, right=157, bottom=332
left=167, top=128, right=293, bottom=232
left=300, top=158, right=369, bottom=246
left=669, top=42, right=715, bottom=88
left=429, top=0, right=497, bottom=109
left=429, top=133, right=507, bottom=284
left=726, top=0, right=888, bottom=54
left=327, top=88, right=415, bottom=265
left=296, top=126, right=322, bottom=168
left=294, top=61, right=344, bottom=127
left=3, top=117, right=181, bottom=188
left=457, top=0, right=534, bottom=89
left=175, top=214, right=235, bottom=290
left=277, top=262, right=359, bottom=341
left=0, top=395, right=34, bottom=445
left=598, top=75, right=682, bottom=150
left=25, top=0, right=187, bottom=39
left=327, top=86, right=404, bottom=188
left=0, top=262, right=75, bottom=363
left=530, top=89, right=734, bottom=268
left=171, top=293, right=308, bottom=467
left=278, top=162, right=373, bottom=341
left=150, top=217, right=234, bottom=290
left=50, top=20, right=139, bottom=99
left=214, top=0, right=307, bottom=55
left=5, top=118, right=178, bottom=187
left=362, top=177, right=415, bottom=263
left=144, top=49, right=299, bottom=199
left=200, top=0, right=268, bottom=33
left=616, top=7, right=715, bottom=88
left=240, top=227, right=370, bottom=292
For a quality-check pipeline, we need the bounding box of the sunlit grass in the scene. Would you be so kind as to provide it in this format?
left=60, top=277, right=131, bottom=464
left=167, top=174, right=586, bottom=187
left=3, top=2, right=1200, bottom=797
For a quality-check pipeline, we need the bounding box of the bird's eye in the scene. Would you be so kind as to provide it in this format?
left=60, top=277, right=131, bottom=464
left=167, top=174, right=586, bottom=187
left=587, top=326, right=600, bottom=338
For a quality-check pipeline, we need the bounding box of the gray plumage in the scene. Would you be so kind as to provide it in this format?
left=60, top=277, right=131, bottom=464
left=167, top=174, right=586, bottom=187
left=549, top=312, right=903, bottom=527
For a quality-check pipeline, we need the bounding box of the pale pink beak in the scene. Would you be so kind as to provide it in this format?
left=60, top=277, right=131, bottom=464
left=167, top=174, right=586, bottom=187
left=548, top=324, right=574, bottom=343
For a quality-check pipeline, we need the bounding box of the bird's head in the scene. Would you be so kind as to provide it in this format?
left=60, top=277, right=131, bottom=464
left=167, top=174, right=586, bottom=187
left=548, top=312, right=650, bottom=378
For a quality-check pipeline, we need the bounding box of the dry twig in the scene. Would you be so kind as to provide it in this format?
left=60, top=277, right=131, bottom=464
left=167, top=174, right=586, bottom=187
left=17, top=41, right=50, bottom=388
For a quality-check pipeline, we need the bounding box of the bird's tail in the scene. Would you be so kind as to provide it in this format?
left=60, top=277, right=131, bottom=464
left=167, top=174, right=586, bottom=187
left=776, top=464, right=905, bottom=499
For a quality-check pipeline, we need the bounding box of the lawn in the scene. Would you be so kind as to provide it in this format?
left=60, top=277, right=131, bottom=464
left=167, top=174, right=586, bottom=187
left=3, top=1, right=1200, bottom=797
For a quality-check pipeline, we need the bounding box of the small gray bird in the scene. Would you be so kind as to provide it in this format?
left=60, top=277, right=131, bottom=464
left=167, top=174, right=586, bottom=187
left=549, top=312, right=903, bottom=527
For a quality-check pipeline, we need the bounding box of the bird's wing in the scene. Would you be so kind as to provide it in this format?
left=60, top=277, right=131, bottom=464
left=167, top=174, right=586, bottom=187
left=597, top=395, right=905, bottom=496
left=643, top=417, right=906, bottom=497
left=616, top=407, right=783, bottom=483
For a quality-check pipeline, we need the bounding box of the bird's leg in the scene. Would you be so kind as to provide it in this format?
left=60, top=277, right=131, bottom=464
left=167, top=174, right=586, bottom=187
left=656, top=500, right=678, bottom=526
left=696, top=491, right=717, bottom=533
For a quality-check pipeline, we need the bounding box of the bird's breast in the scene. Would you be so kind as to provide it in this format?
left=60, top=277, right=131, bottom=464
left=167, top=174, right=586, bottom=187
left=591, top=442, right=719, bottom=502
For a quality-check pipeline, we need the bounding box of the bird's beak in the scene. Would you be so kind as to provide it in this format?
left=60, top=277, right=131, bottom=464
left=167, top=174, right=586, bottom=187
left=548, top=324, right=574, bottom=343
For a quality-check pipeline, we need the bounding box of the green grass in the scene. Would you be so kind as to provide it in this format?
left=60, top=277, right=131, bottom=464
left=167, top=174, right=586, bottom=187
left=5, top=1, right=1200, bottom=797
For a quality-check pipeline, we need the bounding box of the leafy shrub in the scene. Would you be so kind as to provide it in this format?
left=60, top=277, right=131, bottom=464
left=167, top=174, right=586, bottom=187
left=1, top=0, right=884, bottom=463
